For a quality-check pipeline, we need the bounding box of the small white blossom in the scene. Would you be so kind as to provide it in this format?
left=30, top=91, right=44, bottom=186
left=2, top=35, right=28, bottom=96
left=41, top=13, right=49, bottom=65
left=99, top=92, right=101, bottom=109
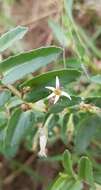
left=38, top=128, right=47, bottom=157
left=45, top=76, right=71, bottom=104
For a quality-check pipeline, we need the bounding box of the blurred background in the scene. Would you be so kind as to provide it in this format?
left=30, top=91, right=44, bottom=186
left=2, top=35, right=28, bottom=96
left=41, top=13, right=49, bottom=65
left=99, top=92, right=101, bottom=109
left=0, top=0, right=62, bottom=51
left=0, top=0, right=101, bottom=189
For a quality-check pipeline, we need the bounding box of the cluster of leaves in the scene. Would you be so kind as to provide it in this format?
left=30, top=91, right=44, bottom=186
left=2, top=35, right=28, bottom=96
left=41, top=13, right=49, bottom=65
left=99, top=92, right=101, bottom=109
left=0, top=0, right=101, bottom=189
left=50, top=150, right=94, bottom=190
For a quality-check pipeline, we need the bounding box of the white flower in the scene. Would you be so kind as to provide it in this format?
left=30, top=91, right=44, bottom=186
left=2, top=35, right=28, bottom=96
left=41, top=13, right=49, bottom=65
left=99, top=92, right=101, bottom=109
left=45, top=76, right=71, bottom=104
left=38, top=128, right=47, bottom=157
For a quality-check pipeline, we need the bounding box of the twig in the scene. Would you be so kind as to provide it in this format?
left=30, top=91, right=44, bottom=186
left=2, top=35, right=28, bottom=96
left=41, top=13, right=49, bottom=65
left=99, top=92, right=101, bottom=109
left=6, top=84, right=22, bottom=98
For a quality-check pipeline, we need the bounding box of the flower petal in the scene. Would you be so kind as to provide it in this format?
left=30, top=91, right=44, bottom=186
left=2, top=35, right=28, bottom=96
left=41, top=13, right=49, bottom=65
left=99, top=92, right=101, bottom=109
left=46, top=92, right=55, bottom=99
left=38, top=128, right=47, bottom=157
left=56, top=76, right=60, bottom=89
left=62, top=91, right=71, bottom=100
left=45, top=86, right=55, bottom=91
left=54, top=95, right=60, bottom=104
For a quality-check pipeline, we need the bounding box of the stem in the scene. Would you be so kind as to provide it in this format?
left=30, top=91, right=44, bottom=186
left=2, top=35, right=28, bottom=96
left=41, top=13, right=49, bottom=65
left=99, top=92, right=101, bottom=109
left=6, top=84, right=22, bottom=98
left=43, top=114, right=53, bottom=136
left=63, top=48, right=66, bottom=68
left=61, top=8, right=66, bottom=68
left=81, top=63, right=90, bottom=80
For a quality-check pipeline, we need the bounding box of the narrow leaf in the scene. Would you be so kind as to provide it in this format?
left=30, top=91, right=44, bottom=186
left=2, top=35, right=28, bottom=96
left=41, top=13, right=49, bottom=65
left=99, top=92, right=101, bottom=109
left=0, top=112, right=7, bottom=128
left=64, top=0, right=74, bottom=21
left=63, top=150, right=75, bottom=177
left=51, top=176, right=66, bottom=190
left=1, top=46, right=62, bottom=84
left=49, top=20, right=68, bottom=47
left=75, top=115, right=101, bottom=153
left=6, top=109, right=35, bottom=147
left=0, top=90, right=11, bottom=107
left=0, top=26, right=28, bottom=53
left=70, top=180, right=83, bottom=190
left=78, top=157, right=94, bottom=185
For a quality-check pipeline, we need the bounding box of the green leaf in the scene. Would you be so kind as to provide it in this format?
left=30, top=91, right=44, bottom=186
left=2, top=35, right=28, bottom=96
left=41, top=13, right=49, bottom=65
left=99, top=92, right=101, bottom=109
left=51, top=175, right=82, bottom=190
left=0, top=46, right=62, bottom=84
left=64, top=0, right=74, bottom=21
left=78, top=25, right=101, bottom=59
left=48, top=20, right=68, bottom=47
left=0, top=90, right=11, bottom=107
left=94, top=171, right=101, bottom=185
left=0, top=112, right=8, bottom=128
left=22, top=69, right=81, bottom=102
left=6, top=108, right=35, bottom=147
left=47, top=114, right=59, bottom=135
left=49, top=96, right=81, bottom=113
left=0, top=128, right=6, bottom=142
left=0, top=26, right=28, bottom=53
left=61, top=113, right=70, bottom=144
left=63, top=150, right=75, bottom=177
left=50, top=177, right=82, bottom=190
left=70, top=180, right=83, bottom=190
left=22, top=68, right=81, bottom=87
left=7, top=96, right=23, bottom=109
left=85, top=97, right=101, bottom=108
left=78, top=157, right=94, bottom=185
left=5, top=108, right=22, bottom=146
left=75, top=114, right=101, bottom=153
left=90, top=75, right=101, bottom=84
left=0, top=46, right=62, bottom=73
left=51, top=176, right=67, bottom=190
left=66, top=58, right=81, bottom=68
